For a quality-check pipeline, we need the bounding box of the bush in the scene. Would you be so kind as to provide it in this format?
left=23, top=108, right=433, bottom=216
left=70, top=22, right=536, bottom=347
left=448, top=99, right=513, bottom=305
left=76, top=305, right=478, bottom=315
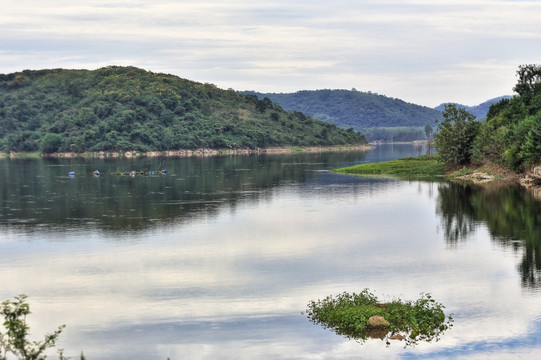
left=40, top=133, right=63, bottom=154
left=305, top=289, right=453, bottom=347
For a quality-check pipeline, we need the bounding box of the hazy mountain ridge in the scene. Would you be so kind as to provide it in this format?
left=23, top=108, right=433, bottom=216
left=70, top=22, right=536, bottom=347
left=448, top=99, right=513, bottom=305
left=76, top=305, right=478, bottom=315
left=245, top=90, right=512, bottom=131
left=243, top=89, right=443, bottom=130
left=434, top=96, right=513, bottom=119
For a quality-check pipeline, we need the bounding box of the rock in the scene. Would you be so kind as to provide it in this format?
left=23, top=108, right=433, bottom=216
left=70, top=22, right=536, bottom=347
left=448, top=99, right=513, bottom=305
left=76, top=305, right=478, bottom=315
left=389, top=334, right=405, bottom=341
left=367, top=328, right=388, bottom=339
left=367, top=315, right=390, bottom=328
left=533, top=166, right=541, bottom=178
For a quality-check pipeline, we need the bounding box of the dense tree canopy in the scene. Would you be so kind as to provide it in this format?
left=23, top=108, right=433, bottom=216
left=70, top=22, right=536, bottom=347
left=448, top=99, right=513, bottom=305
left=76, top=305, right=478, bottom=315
left=0, top=67, right=366, bottom=153
left=434, top=64, right=541, bottom=172
left=472, top=64, right=541, bottom=171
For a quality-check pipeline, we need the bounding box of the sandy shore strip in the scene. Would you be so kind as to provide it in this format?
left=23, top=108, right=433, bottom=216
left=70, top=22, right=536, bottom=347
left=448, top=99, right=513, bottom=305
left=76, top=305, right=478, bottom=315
left=4, top=144, right=374, bottom=159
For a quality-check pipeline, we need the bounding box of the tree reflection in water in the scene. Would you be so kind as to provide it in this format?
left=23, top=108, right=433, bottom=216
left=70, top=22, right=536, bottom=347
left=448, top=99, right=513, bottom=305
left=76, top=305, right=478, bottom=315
left=436, top=182, right=541, bottom=289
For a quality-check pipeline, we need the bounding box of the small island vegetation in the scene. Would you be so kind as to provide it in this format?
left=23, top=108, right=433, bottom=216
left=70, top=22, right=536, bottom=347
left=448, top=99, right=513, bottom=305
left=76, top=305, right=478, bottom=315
left=305, top=289, right=453, bottom=346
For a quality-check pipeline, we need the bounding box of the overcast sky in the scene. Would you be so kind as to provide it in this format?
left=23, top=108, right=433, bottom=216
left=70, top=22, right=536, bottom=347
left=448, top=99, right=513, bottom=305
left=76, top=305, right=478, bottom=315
left=1, top=0, right=540, bottom=107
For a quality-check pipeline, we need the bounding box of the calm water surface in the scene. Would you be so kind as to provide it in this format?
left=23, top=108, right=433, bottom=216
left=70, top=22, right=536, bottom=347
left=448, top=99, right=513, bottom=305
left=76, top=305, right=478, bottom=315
left=1, top=144, right=541, bottom=359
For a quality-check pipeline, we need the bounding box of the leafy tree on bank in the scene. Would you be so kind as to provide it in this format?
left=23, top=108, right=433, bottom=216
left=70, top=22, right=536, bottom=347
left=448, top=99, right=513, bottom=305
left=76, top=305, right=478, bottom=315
left=434, top=104, right=480, bottom=167
left=0, top=295, right=74, bottom=360
left=473, top=64, right=541, bottom=171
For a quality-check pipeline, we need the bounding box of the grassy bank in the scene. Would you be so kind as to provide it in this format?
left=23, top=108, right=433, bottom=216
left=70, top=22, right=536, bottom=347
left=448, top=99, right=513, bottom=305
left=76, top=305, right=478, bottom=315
left=333, top=154, right=446, bottom=179
left=333, top=154, right=531, bottom=186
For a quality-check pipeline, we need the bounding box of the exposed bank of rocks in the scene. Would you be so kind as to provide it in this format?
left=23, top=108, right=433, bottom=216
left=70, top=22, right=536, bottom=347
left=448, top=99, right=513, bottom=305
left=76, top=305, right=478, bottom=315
left=35, top=144, right=373, bottom=159
left=520, top=166, right=541, bottom=187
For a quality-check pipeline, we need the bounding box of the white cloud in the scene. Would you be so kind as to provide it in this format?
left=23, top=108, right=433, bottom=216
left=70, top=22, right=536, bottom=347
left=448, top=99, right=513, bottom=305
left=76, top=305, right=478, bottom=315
left=1, top=0, right=540, bottom=105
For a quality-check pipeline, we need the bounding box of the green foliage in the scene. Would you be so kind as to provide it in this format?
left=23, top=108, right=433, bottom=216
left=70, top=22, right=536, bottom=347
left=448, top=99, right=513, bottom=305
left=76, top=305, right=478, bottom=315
left=513, top=64, right=541, bottom=103
left=0, top=295, right=65, bottom=360
left=472, top=120, right=508, bottom=164
left=305, top=289, right=453, bottom=346
left=502, top=114, right=540, bottom=171
left=473, top=64, right=541, bottom=172
left=40, top=133, right=63, bottom=154
left=0, top=67, right=366, bottom=153
left=334, top=154, right=445, bottom=179
left=434, top=104, right=480, bottom=167
left=522, top=115, right=541, bottom=165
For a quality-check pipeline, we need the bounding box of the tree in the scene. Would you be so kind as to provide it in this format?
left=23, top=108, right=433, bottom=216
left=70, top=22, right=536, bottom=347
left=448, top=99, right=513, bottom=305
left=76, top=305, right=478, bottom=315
left=513, top=64, right=541, bottom=103
left=434, top=104, right=479, bottom=167
left=40, top=133, right=63, bottom=154
left=424, top=123, right=433, bottom=139
left=0, top=295, right=65, bottom=360
left=522, top=113, right=541, bottom=167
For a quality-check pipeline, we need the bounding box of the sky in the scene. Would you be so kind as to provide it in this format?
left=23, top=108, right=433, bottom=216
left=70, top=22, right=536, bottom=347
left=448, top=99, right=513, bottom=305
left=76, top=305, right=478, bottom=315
left=1, top=0, right=541, bottom=107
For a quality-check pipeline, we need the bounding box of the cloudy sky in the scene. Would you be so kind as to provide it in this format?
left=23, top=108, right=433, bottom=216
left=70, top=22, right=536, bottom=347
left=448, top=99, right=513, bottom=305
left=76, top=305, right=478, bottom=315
left=1, top=0, right=540, bottom=107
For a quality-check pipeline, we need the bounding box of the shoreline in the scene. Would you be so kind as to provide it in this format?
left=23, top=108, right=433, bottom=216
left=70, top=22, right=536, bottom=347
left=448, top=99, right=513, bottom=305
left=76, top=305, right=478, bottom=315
left=333, top=154, right=541, bottom=188
left=1, top=144, right=374, bottom=159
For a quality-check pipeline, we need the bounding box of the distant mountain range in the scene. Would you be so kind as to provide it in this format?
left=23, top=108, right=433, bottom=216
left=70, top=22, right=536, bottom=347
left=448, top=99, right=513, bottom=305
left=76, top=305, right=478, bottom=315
left=245, top=90, right=512, bottom=131
left=243, top=89, right=442, bottom=130
left=434, top=96, right=513, bottom=119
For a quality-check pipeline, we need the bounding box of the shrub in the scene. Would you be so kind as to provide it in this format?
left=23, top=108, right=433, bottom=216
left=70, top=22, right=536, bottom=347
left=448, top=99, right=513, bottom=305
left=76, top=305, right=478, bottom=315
left=40, top=133, right=63, bottom=154
left=305, top=289, right=453, bottom=346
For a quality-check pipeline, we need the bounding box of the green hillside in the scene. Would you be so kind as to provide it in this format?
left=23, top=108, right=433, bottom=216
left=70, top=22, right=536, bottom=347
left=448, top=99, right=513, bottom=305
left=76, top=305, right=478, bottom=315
left=0, top=67, right=366, bottom=153
left=243, top=89, right=443, bottom=130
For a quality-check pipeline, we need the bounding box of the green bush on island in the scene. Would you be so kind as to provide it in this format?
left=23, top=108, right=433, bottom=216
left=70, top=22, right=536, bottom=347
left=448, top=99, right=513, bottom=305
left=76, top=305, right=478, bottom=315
left=305, top=289, right=453, bottom=346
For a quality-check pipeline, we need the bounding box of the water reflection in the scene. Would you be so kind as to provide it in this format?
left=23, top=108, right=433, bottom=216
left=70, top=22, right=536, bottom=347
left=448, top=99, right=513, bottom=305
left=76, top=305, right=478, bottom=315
left=2, top=145, right=541, bottom=359
left=436, top=182, right=541, bottom=289
left=1, top=151, right=373, bottom=233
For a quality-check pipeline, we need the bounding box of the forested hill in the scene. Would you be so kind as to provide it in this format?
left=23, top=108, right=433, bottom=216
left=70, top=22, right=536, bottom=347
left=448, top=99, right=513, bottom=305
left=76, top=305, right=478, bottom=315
left=0, top=67, right=366, bottom=153
left=242, top=89, right=443, bottom=130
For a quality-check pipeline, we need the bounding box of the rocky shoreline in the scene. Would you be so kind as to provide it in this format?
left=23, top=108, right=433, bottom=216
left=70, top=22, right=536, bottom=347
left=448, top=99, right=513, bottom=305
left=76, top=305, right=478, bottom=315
left=452, top=164, right=541, bottom=188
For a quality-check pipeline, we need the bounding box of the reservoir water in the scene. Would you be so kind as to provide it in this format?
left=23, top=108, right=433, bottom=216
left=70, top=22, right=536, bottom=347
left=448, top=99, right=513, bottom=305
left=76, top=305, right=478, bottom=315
left=1, top=144, right=540, bottom=359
